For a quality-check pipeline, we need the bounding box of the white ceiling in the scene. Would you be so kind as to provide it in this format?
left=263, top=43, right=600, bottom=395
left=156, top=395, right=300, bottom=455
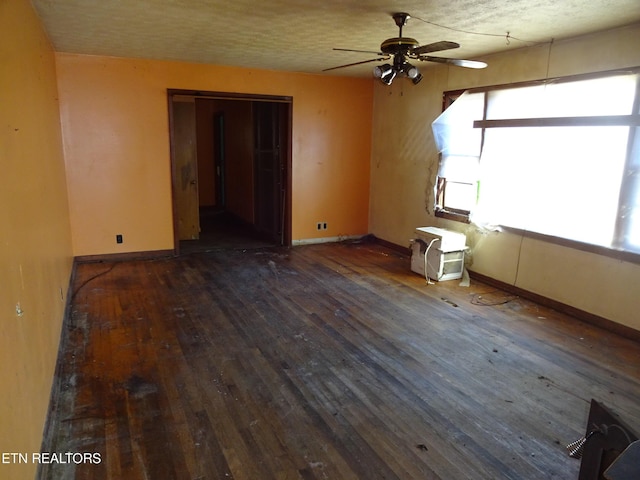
left=31, top=0, right=640, bottom=77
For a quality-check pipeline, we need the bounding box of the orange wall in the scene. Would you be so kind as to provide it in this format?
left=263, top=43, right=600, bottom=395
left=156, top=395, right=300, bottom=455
left=56, top=54, right=373, bottom=255
left=0, top=1, right=74, bottom=479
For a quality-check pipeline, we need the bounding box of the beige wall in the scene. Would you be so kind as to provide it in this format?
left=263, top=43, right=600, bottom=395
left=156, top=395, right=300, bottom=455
left=0, top=1, right=74, bottom=478
left=56, top=55, right=373, bottom=255
left=369, top=23, right=640, bottom=331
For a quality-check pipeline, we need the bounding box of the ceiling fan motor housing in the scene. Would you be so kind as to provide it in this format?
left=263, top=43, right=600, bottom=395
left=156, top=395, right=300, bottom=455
left=380, top=37, right=419, bottom=55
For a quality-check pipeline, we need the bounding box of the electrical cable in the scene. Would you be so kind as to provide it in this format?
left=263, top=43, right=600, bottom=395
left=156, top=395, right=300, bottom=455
left=412, top=16, right=550, bottom=47
left=470, top=292, right=517, bottom=306
left=423, top=238, right=440, bottom=285
left=512, top=231, right=525, bottom=287
left=604, top=424, right=633, bottom=444
left=70, top=263, right=117, bottom=301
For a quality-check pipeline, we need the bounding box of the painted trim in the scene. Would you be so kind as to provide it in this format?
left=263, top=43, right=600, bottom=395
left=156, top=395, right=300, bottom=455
left=74, top=249, right=174, bottom=264
left=468, top=270, right=640, bottom=342
left=292, top=235, right=366, bottom=246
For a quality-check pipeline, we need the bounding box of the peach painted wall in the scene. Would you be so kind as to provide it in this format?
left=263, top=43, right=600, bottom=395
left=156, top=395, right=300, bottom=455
left=369, top=24, right=640, bottom=331
left=55, top=54, right=373, bottom=255
left=0, top=1, right=74, bottom=479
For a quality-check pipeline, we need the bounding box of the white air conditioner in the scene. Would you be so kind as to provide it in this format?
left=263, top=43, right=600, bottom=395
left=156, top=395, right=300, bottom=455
left=410, top=227, right=466, bottom=281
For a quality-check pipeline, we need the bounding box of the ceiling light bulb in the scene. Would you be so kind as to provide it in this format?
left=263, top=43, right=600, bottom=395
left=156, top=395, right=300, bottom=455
left=405, top=65, right=419, bottom=79
left=412, top=72, right=423, bottom=85
left=373, top=64, right=392, bottom=78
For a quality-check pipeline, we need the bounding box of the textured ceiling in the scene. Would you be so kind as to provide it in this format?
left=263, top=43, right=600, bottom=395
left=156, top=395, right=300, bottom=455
left=31, top=0, right=640, bottom=77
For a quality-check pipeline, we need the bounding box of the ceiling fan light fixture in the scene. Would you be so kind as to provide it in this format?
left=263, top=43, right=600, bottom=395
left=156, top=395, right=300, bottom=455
left=404, top=63, right=420, bottom=79
left=380, top=69, right=397, bottom=85
left=328, top=12, right=487, bottom=84
left=373, top=63, right=393, bottom=78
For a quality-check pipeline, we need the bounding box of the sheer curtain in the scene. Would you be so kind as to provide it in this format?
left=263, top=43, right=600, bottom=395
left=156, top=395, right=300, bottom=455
left=617, top=124, right=640, bottom=251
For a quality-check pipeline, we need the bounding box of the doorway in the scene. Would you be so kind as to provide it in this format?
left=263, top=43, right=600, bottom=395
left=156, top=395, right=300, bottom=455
left=168, top=90, right=292, bottom=254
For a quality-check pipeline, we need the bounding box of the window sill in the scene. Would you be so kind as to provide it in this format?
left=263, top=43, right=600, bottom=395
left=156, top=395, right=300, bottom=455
left=501, top=226, right=640, bottom=266
left=435, top=208, right=470, bottom=224
left=434, top=209, right=640, bottom=264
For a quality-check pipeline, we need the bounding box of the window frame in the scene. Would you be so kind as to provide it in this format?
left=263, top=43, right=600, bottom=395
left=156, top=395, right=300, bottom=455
left=435, top=67, right=640, bottom=263
left=435, top=176, right=473, bottom=223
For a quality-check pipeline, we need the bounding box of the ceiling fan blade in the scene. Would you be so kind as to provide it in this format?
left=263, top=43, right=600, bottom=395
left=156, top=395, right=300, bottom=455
left=412, top=41, right=460, bottom=55
left=323, top=57, right=389, bottom=72
left=420, top=56, right=488, bottom=69
left=333, top=48, right=385, bottom=55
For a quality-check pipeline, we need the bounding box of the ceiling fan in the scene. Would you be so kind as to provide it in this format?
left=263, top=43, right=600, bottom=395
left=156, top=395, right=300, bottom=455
left=324, top=12, right=487, bottom=85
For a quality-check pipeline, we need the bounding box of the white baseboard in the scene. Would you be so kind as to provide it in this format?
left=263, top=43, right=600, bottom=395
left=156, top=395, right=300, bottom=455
left=291, top=235, right=365, bottom=246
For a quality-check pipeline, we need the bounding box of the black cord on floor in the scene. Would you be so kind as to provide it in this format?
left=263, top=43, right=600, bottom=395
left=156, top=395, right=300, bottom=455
left=470, top=291, right=518, bottom=306
left=70, top=263, right=117, bottom=301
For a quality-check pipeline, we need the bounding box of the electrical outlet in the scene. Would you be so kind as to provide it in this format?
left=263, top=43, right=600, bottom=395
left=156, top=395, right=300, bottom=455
left=116, top=234, right=123, bottom=244
left=323, top=222, right=328, bottom=230
left=317, top=222, right=322, bottom=231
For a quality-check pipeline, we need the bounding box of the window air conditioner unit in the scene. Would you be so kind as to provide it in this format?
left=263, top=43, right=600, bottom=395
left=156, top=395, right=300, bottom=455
left=410, top=227, right=466, bottom=281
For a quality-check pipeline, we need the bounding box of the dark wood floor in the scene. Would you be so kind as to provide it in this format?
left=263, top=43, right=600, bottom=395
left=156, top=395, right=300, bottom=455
left=179, top=210, right=275, bottom=254
left=40, top=240, right=640, bottom=479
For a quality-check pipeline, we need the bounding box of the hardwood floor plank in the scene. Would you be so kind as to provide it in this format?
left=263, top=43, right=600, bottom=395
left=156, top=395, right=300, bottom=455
left=40, top=242, right=640, bottom=479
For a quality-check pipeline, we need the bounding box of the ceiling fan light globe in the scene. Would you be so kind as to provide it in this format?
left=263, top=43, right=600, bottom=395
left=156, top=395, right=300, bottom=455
left=380, top=70, right=397, bottom=85
left=406, top=65, right=419, bottom=79
left=373, top=64, right=392, bottom=78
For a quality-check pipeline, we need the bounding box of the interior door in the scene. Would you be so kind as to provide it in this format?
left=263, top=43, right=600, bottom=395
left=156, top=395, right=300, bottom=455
left=213, top=112, right=226, bottom=208
left=172, top=99, right=200, bottom=240
left=253, top=102, right=282, bottom=244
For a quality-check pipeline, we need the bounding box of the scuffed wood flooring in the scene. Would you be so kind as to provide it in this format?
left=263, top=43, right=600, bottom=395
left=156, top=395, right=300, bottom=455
left=40, top=241, right=640, bottom=479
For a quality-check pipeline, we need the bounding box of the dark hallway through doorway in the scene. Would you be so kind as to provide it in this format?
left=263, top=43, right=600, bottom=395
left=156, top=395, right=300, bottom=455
left=179, top=207, right=273, bottom=254
left=169, top=90, right=292, bottom=255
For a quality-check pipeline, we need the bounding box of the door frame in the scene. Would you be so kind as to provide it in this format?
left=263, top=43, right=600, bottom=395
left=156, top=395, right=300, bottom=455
left=167, top=89, right=293, bottom=254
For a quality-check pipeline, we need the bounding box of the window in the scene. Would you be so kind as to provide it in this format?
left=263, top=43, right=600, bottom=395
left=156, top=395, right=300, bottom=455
left=433, top=70, right=640, bottom=254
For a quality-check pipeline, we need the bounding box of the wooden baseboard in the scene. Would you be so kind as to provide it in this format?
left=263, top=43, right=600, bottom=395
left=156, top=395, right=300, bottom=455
left=371, top=235, right=640, bottom=342
left=40, top=257, right=80, bottom=461
left=75, top=249, right=174, bottom=264
left=370, top=235, right=411, bottom=255
left=468, top=270, right=640, bottom=343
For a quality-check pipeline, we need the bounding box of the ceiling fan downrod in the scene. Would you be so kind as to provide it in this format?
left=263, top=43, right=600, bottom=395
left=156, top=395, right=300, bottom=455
left=392, top=12, right=410, bottom=37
